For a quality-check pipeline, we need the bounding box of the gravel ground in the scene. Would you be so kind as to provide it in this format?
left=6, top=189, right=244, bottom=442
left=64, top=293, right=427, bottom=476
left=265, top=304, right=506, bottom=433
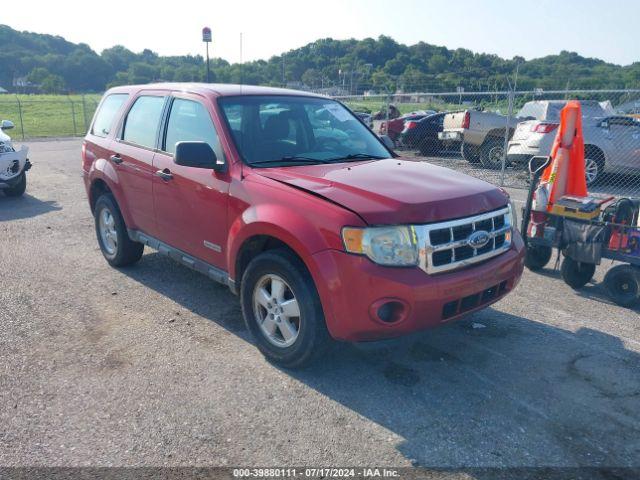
left=0, top=139, right=639, bottom=473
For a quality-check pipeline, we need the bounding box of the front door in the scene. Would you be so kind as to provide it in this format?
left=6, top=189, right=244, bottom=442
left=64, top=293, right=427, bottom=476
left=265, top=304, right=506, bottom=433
left=152, top=94, right=230, bottom=269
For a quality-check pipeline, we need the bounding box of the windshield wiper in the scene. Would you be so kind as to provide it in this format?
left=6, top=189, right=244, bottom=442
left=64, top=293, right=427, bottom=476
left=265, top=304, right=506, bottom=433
left=329, top=153, right=387, bottom=162
left=251, top=156, right=333, bottom=167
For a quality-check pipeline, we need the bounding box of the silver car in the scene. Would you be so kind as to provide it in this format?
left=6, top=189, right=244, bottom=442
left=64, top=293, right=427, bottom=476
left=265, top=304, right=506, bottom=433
left=507, top=100, right=640, bottom=185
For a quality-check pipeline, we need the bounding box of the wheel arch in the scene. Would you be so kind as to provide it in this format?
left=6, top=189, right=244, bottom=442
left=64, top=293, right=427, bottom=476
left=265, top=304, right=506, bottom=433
left=234, top=234, right=306, bottom=289
left=483, top=128, right=513, bottom=146
left=87, top=162, right=134, bottom=227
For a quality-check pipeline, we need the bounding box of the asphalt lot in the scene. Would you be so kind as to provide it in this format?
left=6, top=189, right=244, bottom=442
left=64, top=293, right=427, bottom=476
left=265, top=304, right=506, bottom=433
left=1, top=139, right=639, bottom=472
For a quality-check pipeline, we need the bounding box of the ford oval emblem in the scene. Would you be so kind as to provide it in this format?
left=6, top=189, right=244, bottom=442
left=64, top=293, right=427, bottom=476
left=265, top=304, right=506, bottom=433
left=468, top=230, right=490, bottom=249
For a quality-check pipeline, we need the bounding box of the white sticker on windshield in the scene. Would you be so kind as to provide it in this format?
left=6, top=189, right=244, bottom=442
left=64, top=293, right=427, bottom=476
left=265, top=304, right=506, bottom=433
left=324, top=103, right=352, bottom=122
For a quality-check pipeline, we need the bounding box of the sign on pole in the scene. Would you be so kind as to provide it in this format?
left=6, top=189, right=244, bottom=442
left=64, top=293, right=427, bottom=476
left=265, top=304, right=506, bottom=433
left=202, top=27, right=212, bottom=43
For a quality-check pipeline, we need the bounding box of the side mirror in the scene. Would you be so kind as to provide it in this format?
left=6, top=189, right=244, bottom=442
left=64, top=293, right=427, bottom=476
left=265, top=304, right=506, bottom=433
left=380, top=134, right=395, bottom=150
left=1, top=120, right=15, bottom=130
left=529, top=155, right=551, bottom=175
left=174, top=141, right=225, bottom=172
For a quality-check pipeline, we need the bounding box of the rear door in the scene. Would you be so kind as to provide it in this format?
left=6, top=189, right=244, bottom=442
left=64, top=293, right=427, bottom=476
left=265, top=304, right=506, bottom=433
left=152, top=93, right=231, bottom=269
left=112, top=92, right=168, bottom=235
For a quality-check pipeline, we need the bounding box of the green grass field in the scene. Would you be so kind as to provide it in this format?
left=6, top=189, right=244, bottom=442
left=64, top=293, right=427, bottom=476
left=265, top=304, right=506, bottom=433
left=0, top=94, right=102, bottom=139
left=0, top=93, right=505, bottom=139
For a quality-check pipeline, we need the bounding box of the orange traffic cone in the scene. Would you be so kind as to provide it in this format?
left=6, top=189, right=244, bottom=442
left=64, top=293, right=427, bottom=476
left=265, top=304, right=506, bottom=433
left=540, top=100, right=588, bottom=208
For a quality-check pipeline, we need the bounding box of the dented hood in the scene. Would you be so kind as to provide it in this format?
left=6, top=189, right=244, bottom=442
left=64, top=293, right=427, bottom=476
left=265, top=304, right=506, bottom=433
left=253, top=159, right=508, bottom=225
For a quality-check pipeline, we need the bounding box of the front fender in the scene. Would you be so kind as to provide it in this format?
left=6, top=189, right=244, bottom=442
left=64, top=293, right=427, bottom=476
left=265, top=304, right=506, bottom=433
left=227, top=203, right=345, bottom=281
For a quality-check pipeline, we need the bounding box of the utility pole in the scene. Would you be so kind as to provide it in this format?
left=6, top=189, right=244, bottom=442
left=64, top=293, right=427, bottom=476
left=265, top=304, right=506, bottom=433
left=202, top=27, right=212, bottom=82
left=282, top=56, right=286, bottom=86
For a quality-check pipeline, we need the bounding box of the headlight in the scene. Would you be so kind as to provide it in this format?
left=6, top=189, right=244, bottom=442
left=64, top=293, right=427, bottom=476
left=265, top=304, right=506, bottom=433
left=342, top=225, right=418, bottom=266
left=508, top=201, right=518, bottom=231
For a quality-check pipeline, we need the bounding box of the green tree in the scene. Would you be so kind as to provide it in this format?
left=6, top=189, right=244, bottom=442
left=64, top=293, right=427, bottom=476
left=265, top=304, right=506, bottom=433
left=41, top=74, right=65, bottom=93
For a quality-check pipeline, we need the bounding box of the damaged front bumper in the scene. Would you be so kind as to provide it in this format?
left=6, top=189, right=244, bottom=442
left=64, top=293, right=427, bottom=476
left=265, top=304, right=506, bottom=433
left=0, top=146, right=31, bottom=189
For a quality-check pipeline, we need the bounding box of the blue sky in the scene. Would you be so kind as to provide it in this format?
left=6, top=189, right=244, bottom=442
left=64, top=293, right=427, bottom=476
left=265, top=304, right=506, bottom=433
left=9, top=0, right=639, bottom=65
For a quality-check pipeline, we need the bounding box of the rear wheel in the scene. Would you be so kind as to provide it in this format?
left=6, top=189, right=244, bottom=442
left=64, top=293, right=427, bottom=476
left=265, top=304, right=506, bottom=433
left=4, top=173, right=26, bottom=197
left=94, top=193, right=144, bottom=267
left=241, top=249, right=330, bottom=369
left=524, top=245, right=552, bottom=271
left=561, top=257, right=596, bottom=290
left=603, top=265, right=639, bottom=307
left=480, top=138, right=505, bottom=169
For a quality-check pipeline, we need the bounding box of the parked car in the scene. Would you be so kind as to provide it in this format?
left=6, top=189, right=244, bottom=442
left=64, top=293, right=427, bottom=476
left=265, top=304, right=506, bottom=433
left=507, top=101, right=632, bottom=186
left=439, top=107, right=520, bottom=168
left=400, top=112, right=452, bottom=156
left=379, top=113, right=428, bottom=144
left=0, top=120, right=31, bottom=197
left=83, top=83, right=524, bottom=368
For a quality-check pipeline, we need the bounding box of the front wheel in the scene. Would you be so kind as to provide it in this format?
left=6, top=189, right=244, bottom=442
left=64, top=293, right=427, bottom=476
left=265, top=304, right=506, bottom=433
left=4, top=173, right=26, bottom=197
left=524, top=245, right=552, bottom=271
left=94, top=193, right=144, bottom=267
left=585, top=157, right=603, bottom=186
left=561, top=257, right=596, bottom=290
left=240, top=250, right=330, bottom=369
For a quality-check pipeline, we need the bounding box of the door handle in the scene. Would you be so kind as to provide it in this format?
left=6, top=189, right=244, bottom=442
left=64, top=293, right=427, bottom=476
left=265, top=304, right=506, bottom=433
left=109, top=154, right=123, bottom=164
left=156, top=169, right=173, bottom=181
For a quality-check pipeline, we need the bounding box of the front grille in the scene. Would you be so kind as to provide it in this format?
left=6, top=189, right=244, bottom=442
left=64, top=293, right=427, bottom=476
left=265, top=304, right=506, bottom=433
left=417, top=206, right=512, bottom=274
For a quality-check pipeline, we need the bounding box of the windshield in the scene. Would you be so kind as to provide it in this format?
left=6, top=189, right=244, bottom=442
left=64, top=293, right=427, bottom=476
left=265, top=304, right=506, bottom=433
left=218, top=95, right=390, bottom=167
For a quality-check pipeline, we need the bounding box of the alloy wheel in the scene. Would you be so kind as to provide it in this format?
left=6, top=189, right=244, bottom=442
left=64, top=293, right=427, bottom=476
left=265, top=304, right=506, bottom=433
left=585, top=158, right=599, bottom=185
left=99, top=208, right=118, bottom=256
left=252, top=274, right=301, bottom=348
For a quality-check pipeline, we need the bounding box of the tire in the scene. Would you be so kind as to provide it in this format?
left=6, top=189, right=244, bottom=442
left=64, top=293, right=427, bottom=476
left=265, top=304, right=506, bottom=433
left=240, top=249, right=330, bottom=369
left=560, top=257, right=596, bottom=290
left=94, top=193, right=144, bottom=267
left=585, top=156, right=603, bottom=187
left=524, top=245, right=552, bottom=271
left=461, top=142, right=480, bottom=163
left=4, top=173, right=26, bottom=197
left=603, top=265, right=640, bottom=308
left=480, top=138, right=505, bottom=169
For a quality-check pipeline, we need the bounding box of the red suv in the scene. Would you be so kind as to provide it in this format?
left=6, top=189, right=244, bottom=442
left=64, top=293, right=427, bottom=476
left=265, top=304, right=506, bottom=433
left=83, top=83, right=524, bottom=367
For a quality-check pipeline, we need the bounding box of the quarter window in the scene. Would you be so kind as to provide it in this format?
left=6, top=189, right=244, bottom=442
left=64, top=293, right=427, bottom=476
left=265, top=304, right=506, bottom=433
left=122, top=95, right=166, bottom=148
left=92, top=93, right=128, bottom=137
left=164, top=98, right=224, bottom=160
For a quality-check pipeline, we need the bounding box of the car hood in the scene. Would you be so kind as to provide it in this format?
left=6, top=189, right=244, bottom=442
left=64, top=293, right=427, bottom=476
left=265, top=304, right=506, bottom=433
left=253, top=158, right=508, bottom=225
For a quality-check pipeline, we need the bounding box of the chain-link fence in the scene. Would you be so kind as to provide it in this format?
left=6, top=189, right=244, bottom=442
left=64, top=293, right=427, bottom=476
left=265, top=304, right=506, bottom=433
left=337, top=89, right=640, bottom=197
left=2, top=89, right=639, bottom=198
left=0, top=95, right=101, bottom=139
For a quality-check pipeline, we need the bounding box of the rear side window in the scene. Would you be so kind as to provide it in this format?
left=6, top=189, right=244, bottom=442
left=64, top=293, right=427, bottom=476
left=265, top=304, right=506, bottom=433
left=91, top=94, right=128, bottom=137
left=164, top=98, right=224, bottom=160
left=122, top=95, right=166, bottom=148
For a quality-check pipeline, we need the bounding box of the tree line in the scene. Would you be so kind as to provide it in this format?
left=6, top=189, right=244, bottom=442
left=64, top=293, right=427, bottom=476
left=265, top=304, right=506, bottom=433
left=1, top=24, right=639, bottom=94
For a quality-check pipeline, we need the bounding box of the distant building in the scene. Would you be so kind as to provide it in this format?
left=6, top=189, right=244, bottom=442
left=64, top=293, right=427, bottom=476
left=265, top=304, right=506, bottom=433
left=0, top=86, right=8, bottom=94
left=12, top=77, right=40, bottom=94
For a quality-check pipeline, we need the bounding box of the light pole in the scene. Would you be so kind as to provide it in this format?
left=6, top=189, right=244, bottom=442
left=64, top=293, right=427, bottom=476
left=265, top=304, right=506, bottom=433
left=202, top=27, right=212, bottom=83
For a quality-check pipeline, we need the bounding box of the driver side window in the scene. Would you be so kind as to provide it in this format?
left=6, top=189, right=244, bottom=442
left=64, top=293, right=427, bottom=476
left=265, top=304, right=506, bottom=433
left=164, top=98, right=224, bottom=161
